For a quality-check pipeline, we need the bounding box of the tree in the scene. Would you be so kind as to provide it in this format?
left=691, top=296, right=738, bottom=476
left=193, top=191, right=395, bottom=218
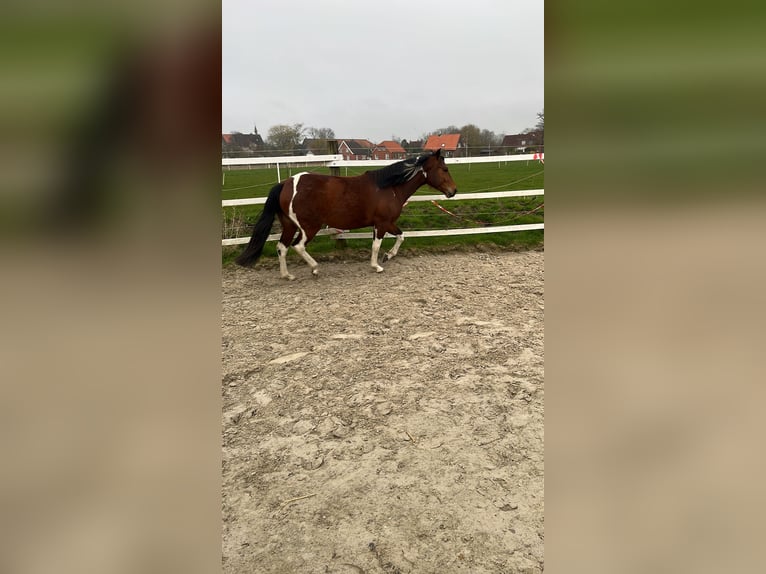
left=480, top=129, right=500, bottom=148
left=303, top=126, right=336, bottom=153
left=535, top=109, right=544, bottom=131
left=266, top=123, right=305, bottom=154
left=459, top=124, right=482, bottom=151
left=428, top=125, right=460, bottom=137
left=306, top=126, right=335, bottom=140
left=438, top=125, right=461, bottom=135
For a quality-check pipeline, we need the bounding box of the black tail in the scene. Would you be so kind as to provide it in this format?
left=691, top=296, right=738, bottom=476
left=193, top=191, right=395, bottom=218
left=235, top=183, right=284, bottom=267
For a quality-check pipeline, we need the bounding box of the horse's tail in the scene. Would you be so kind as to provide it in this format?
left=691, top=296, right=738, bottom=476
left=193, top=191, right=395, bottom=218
left=235, top=182, right=284, bottom=267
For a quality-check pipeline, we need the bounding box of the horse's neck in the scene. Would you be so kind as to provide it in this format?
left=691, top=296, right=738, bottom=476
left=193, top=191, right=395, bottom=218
left=392, top=175, right=426, bottom=204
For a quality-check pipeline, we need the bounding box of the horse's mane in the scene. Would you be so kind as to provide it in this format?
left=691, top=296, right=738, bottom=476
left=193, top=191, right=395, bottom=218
left=364, top=152, right=433, bottom=189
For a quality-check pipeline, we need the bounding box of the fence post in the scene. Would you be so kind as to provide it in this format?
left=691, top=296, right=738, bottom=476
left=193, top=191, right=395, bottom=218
left=327, top=139, right=340, bottom=176
left=326, top=139, right=345, bottom=249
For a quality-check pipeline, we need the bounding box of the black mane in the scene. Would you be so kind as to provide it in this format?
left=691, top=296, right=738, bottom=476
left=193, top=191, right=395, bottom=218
left=365, top=152, right=433, bottom=189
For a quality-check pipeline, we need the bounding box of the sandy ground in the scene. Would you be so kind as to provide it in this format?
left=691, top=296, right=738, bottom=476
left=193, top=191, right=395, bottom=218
left=222, top=249, right=544, bottom=573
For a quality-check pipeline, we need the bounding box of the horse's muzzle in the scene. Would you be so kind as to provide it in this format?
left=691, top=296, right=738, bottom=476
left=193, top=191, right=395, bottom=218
left=445, top=188, right=457, bottom=198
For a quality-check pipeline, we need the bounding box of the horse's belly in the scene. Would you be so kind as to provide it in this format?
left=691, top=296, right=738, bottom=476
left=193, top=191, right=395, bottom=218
left=324, top=212, right=370, bottom=230
left=319, top=193, right=374, bottom=229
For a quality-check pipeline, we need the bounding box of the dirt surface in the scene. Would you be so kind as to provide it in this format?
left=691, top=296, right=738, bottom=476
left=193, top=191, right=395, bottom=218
left=222, top=250, right=544, bottom=573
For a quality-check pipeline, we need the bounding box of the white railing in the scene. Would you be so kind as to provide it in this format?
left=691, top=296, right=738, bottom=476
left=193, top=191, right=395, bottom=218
left=222, top=154, right=343, bottom=166
left=222, top=188, right=543, bottom=208
left=222, top=154, right=344, bottom=181
left=221, top=154, right=544, bottom=246
left=222, top=152, right=541, bottom=168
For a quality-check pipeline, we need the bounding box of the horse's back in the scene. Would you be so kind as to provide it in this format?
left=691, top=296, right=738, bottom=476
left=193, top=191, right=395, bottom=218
left=288, top=172, right=377, bottom=229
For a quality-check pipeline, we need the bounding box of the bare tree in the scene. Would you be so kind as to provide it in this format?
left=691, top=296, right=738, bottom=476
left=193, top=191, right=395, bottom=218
left=459, top=124, right=481, bottom=151
left=266, top=123, right=305, bottom=154
left=303, top=126, right=336, bottom=153
left=480, top=129, right=501, bottom=148
left=306, top=126, right=335, bottom=140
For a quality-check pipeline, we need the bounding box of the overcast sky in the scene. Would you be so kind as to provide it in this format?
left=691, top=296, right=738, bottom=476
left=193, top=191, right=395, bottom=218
left=223, top=0, right=543, bottom=143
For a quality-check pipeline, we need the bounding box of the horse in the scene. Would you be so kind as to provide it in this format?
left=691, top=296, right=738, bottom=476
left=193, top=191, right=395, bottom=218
left=235, top=148, right=458, bottom=279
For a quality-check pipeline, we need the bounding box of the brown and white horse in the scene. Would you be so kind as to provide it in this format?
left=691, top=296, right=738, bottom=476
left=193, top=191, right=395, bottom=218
left=235, top=149, right=458, bottom=279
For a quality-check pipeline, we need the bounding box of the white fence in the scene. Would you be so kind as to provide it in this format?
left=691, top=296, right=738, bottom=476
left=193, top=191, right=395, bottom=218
left=223, top=154, right=344, bottom=182
left=221, top=154, right=544, bottom=246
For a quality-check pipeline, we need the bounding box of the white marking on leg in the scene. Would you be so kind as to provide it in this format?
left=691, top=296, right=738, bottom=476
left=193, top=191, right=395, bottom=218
left=276, top=242, right=294, bottom=280
left=287, top=172, right=319, bottom=275
left=293, top=242, right=319, bottom=275
left=371, top=236, right=384, bottom=272
left=385, top=233, right=404, bottom=260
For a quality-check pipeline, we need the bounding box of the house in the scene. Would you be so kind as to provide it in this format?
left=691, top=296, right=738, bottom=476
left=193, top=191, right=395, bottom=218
left=222, top=132, right=264, bottom=152
left=337, top=139, right=375, bottom=160
left=423, top=134, right=462, bottom=157
left=372, top=140, right=407, bottom=161
left=501, top=130, right=544, bottom=153
left=300, top=138, right=332, bottom=155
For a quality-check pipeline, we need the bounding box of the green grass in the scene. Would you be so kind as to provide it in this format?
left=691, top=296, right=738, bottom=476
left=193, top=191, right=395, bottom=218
left=222, top=160, right=544, bottom=265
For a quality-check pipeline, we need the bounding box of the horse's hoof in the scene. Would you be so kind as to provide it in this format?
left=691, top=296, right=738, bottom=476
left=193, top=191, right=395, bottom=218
left=311, top=268, right=319, bottom=278
left=283, top=274, right=295, bottom=281
left=375, top=266, right=384, bottom=273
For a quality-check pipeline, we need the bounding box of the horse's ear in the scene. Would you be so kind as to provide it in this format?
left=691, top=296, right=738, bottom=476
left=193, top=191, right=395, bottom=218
left=434, top=148, right=442, bottom=158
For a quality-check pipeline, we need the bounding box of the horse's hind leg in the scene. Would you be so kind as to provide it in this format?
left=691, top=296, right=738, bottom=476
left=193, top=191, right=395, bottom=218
left=277, top=214, right=297, bottom=280
left=292, top=224, right=321, bottom=277
left=383, top=224, right=404, bottom=261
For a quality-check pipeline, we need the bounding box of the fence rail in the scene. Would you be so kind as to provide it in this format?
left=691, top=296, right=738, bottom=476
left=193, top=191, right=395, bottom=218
left=222, top=188, right=543, bottom=208
left=222, top=154, right=343, bottom=166
left=221, top=154, right=544, bottom=247
left=221, top=222, right=544, bottom=246
left=222, top=153, right=542, bottom=168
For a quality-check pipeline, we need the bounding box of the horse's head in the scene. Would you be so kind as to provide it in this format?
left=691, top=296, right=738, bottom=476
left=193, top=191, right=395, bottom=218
left=421, top=148, right=458, bottom=198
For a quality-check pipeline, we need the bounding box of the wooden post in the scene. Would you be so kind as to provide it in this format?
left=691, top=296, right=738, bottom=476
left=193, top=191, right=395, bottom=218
left=326, top=139, right=345, bottom=249
left=327, top=139, right=340, bottom=176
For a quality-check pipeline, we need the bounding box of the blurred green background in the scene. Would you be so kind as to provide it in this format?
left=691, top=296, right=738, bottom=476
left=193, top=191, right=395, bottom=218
left=2, top=2, right=765, bottom=573
left=0, top=2, right=220, bottom=241
left=548, top=0, right=765, bottom=204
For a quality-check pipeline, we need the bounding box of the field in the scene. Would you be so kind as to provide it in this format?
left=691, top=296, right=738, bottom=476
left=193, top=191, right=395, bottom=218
left=221, top=159, right=544, bottom=265
left=222, top=250, right=544, bottom=573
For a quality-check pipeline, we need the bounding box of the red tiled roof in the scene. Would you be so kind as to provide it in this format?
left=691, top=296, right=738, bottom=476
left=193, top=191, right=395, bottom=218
left=222, top=134, right=233, bottom=144
left=377, top=140, right=406, bottom=153
left=424, top=134, right=461, bottom=151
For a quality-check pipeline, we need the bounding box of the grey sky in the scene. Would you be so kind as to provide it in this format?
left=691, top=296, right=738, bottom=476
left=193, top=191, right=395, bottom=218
left=223, top=0, right=543, bottom=143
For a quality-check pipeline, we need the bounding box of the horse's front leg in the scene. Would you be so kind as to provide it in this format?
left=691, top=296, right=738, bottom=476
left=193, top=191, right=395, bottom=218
left=370, top=228, right=385, bottom=273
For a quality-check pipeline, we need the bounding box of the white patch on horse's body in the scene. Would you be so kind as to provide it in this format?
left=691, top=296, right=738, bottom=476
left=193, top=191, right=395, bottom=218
left=288, top=172, right=309, bottom=226
left=287, top=172, right=319, bottom=276
left=371, top=237, right=384, bottom=272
